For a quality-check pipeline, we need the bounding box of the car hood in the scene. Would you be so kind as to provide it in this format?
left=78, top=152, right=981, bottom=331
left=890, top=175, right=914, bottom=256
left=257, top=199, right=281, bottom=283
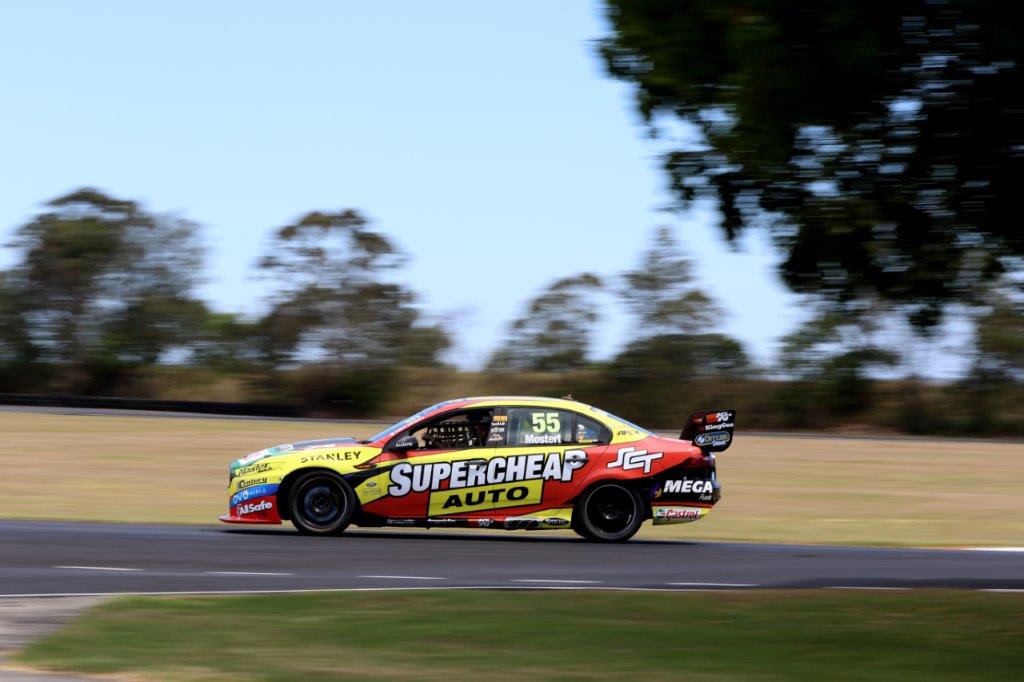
left=231, top=437, right=360, bottom=470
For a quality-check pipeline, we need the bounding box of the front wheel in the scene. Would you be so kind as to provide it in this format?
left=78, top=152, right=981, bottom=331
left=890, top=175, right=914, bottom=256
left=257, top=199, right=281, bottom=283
left=572, top=483, right=645, bottom=542
left=289, top=472, right=357, bottom=535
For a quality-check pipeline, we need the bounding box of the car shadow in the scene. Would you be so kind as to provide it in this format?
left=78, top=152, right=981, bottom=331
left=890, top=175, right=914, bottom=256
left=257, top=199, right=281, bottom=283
left=216, top=527, right=697, bottom=546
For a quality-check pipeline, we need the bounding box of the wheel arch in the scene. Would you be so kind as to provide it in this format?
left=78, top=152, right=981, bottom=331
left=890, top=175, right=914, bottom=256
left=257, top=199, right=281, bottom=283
left=570, top=475, right=655, bottom=522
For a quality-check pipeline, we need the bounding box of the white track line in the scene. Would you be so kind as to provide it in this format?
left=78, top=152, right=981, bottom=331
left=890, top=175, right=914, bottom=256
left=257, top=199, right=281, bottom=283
left=964, top=547, right=1024, bottom=552
left=827, top=586, right=909, bottom=590
left=512, top=579, right=601, bottom=584
left=666, top=582, right=758, bottom=587
left=53, top=565, right=143, bottom=572
left=358, top=575, right=447, bottom=581
left=0, top=586, right=1020, bottom=599
left=0, top=586, right=751, bottom=598
left=204, top=571, right=292, bottom=577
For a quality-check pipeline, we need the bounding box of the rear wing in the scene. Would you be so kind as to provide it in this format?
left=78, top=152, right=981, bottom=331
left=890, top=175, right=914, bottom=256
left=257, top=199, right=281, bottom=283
left=680, top=409, right=736, bottom=453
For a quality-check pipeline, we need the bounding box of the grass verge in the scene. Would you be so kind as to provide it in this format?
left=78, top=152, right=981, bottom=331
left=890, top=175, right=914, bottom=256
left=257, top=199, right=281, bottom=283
left=15, top=590, right=1024, bottom=681
left=2, top=411, right=1023, bottom=545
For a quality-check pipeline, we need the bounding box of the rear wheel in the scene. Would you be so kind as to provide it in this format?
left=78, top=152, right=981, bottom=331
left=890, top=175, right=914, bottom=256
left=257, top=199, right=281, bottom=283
left=572, top=483, right=645, bottom=542
left=289, top=472, right=356, bottom=535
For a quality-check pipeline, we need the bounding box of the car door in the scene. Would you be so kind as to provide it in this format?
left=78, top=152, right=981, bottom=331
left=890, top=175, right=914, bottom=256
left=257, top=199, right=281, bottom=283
left=493, top=406, right=604, bottom=518
left=375, top=407, right=499, bottom=521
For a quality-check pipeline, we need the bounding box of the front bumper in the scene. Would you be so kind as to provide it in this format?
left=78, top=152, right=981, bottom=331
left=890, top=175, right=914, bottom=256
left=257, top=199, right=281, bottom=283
left=219, top=489, right=282, bottom=525
left=218, top=513, right=281, bottom=525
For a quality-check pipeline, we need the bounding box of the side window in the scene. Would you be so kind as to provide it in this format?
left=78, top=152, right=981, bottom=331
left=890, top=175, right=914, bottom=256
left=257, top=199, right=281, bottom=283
left=404, top=409, right=493, bottom=450
left=574, top=414, right=611, bottom=445
left=507, top=408, right=573, bottom=447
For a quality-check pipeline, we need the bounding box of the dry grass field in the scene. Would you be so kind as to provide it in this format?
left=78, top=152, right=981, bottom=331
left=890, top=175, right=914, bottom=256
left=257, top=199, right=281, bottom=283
left=1, top=411, right=1020, bottom=546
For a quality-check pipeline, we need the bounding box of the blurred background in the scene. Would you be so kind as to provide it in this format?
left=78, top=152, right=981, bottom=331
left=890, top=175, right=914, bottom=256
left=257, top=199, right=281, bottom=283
left=2, top=4, right=1024, bottom=679
left=1, top=0, right=1022, bottom=434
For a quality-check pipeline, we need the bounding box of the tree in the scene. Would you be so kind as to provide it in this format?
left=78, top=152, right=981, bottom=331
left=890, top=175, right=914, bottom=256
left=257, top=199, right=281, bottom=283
left=621, top=225, right=718, bottom=336
left=488, top=274, right=603, bottom=372
left=972, top=294, right=1024, bottom=380
left=257, top=210, right=449, bottom=369
left=0, top=271, right=36, bottom=389
left=5, top=188, right=205, bottom=391
left=776, top=307, right=898, bottom=418
left=599, top=332, right=750, bottom=424
left=601, top=1, right=1024, bottom=328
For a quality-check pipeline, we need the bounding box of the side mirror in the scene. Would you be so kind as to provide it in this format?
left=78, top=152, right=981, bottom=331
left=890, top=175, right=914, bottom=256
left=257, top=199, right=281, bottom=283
left=391, top=435, right=418, bottom=452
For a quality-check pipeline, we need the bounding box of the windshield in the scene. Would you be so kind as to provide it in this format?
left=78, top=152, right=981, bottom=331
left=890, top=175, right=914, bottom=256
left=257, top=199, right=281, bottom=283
left=362, top=399, right=464, bottom=443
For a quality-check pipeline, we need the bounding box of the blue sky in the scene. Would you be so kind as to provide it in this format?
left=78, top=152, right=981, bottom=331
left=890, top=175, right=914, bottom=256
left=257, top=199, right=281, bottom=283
left=0, top=1, right=811, bottom=368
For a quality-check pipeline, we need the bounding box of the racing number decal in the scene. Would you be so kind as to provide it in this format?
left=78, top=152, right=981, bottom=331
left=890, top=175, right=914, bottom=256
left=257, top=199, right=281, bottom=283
left=531, top=411, right=560, bottom=434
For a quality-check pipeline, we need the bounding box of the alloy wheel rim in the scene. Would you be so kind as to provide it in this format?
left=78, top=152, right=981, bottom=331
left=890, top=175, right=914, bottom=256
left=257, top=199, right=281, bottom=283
left=302, top=482, right=343, bottom=525
left=585, top=486, right=635, bottom=536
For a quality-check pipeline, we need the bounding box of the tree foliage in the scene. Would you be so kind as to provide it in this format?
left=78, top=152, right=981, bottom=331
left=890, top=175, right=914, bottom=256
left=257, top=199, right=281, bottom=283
left=621, top=225, right=718, bottom=335
left=3, top=188, right=206, bottom=391
left=777, top=307, right=899, bottom=416
left=972, top=293, right=1024, bottom=379
left=601, top=1, right=1024, bottom=327
left=488, top=274, right=604, bottom=372
left=257, top=210, right=449, bottom=370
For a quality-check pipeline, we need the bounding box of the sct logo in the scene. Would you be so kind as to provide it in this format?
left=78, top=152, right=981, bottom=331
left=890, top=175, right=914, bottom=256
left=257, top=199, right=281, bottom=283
left=607, top=447, right=663, bottom=474
left=236, top=500, right=273, bottom=516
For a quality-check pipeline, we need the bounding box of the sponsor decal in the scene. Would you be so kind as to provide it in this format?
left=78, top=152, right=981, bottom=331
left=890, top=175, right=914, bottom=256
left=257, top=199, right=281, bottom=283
left=236, top=500, right=273, bottom=516
left=544, top=517, right=569, bottom=527
left=236, top=450, right=272, bottom=466
left=386, top=519, right=416, bottom=526
left=477, top=518, right=493, bottom=528
left=492, top=415, right=508, bottom=423
left=607, top=446, right=663, bottom=474
left=236, top=476, right=269, bottom=489
left=662, top=479, right=714, bottom=495
left=653, top=506, right=705, bottom=523
left=694, top=431, right=731, bottom=447
left=230, top=483, right=279, bottom=507
left=702, top=412, right=734, bottom=431
left=504, top=517, right=541, bottom=530
left=427, top=518, right=458, bottom=526
left=236, top=461, right=275, bottom=477
left=428, top=480, right=542, bottom=515
left=299, top=451, right=363, bottom=464
left=366, top=481, right=378, bottom=488
left=387, top=451, right=586, bottom=497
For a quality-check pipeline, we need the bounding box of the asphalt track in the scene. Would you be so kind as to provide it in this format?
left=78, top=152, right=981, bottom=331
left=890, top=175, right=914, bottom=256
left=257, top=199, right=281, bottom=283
left=2, top=520, right=1023, bottom=596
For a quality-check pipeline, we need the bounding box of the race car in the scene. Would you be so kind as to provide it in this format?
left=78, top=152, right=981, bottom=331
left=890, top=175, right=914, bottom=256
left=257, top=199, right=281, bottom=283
left=220, top=396, right=734, bottom=542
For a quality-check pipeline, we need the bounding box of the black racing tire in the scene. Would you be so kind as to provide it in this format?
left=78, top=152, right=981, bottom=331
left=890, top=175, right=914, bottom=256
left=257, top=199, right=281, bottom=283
left=288, top=471, right=357, bottom=536
left=572, top=482, right=645, bottom=543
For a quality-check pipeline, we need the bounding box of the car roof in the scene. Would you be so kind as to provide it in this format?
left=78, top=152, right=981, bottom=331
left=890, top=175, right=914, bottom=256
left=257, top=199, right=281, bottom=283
left=456, top=396, right=596, bottom=410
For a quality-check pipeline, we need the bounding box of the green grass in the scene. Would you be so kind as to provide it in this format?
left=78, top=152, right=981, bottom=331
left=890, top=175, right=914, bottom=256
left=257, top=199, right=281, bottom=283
left=15, top=590, right=1024, bottom=681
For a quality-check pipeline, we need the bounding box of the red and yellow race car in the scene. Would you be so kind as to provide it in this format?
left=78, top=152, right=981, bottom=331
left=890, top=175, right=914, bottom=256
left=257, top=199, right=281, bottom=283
left=221, top=396, right=734, bottom=542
